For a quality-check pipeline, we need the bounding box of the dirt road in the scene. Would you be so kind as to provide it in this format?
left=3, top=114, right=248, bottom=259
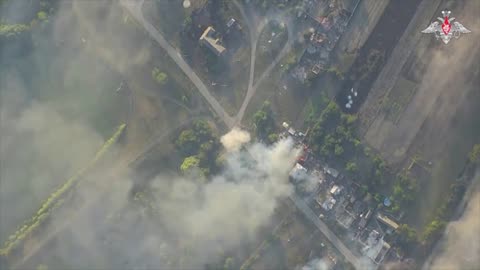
left=358, top=0, right=443, bottom=163
left=120, top=0, right=235, bottom=128
left=290, top=194, right=370, bottom=270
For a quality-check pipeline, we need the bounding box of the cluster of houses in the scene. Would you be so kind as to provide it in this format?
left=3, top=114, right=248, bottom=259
left=283, top=121, right=403, bottom=267
left=292, top=0, right=359, bottom=82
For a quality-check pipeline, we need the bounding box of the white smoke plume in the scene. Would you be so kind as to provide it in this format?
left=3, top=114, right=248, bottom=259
left=14, top=135, right=301, bottom=269
left=143, top=137, right=299, bottom=266
left=301, top=257, right=332, bottom=270
left=220, top=127, right=251, bottom=152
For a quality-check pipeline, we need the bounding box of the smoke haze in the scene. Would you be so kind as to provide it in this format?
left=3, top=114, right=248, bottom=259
left=428, top=172, right=480, bottom=270
left=301, top=257, right=332, bottom=270
left=28, top=136, right=300, bottom=269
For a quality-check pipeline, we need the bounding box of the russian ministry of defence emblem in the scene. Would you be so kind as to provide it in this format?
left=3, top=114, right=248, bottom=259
left=421, top=10, right=471, bottom=44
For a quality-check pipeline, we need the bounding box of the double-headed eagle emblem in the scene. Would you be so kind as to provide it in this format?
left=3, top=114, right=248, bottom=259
left=421, top=10, right=471, bottom=44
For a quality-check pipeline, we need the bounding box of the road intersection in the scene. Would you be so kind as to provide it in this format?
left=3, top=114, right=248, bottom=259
left=120, top=1, right=364, bottom=268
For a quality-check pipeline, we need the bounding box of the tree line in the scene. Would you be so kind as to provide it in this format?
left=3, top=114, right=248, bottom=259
left=0, top=124, right=126, bottom=259
left=389, top=143, right=480, bottom=257
left=307, top=101, right=390, bottom=191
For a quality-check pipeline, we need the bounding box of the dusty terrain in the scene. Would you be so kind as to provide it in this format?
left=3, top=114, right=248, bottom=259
left=361, top=0, right=479, bottom=165
left=358, top=0, right=480, bottom=227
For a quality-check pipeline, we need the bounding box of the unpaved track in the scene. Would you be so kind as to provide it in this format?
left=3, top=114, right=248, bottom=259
left=290, top=194, right=367, bottom=270
left=232, top=0, right=294, bottom=125
left=358, top=0, right=442, bottom=163
left=121, top=0, right=235, bottom=128
left=360, top=0, right=479, bottom=165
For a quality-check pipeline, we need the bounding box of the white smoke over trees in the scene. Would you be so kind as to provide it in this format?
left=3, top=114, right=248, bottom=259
left=9, top=126, right=302, bottom=269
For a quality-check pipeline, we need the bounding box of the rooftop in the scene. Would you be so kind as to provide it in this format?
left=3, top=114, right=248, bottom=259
left=324, top=165, right=339, bottom=178
left=376, top=213, right=399, bottom=230
left=199, top=26, right=226, bottom=56
left=290, top=163, right=308, bottom=181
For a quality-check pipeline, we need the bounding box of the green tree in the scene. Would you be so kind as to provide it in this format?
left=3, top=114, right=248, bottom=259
left=253, top=101, right=274, bottom=140
left=193, top=120, right=213, bottom=141
left=152, top=67, right=168, bottom=85
left=180, top=156, right=201, bottom=173
left=346, top=161, right=358, bottom=173
left=320, top=144, right=331, bottom=157
left=0, top=23, right=30, bottom=37
left=374, top=193, right=383, bottom=204
left=198, top=140, right=219, bottom=174
left=183, top=16, right=192, bottom=29
left=175, top=120, right=219, bottom=176
left=392, top=174, right=418, bottom=205
left=422, top=219, right=446, bottom=245
left=334, top=144, right=344, bottom=156
left=469, top=144, right=480, bottom=163
left=224, top=257, right=234, bottom=270
left=176, top=129, right=198, bottom=156
left=268, top=133, right=279, bottom=144
left=397, top=224, right=418, bottom=249
left=341, top=114, right=358, bottom=126
left=37, top=11, right=48, bottom=21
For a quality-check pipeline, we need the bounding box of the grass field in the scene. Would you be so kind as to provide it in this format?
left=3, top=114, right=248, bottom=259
left=254, top=21, right=288, bottom=81
left=382, top=76, right=417, bottom=123
left=362, top=0, right=480, bottom=229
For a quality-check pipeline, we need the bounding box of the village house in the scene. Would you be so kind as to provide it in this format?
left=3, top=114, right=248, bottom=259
left=199, top=26, right=226, bottom=56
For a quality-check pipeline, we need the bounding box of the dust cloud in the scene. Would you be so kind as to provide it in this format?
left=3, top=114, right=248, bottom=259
left=428, top=172, right=480, bottom=270
left=220, top=127, right=252, bottom=152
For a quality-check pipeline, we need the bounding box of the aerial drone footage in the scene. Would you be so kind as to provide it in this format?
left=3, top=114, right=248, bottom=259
left=0, top=0, right=478, bottom=269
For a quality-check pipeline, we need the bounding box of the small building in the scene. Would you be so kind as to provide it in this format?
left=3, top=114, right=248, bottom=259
left=282, top=122, right=289, bottom=129
left=362, top=229, right=391, bottom=265
left=322, top=197, right=337, bottom=211
left=289, top=163, right=308, bottom=181
left=311, top=169, right=325, bottom=185
left=199, top=26, right=226, bottom=56
left=226, top=18, right=236, bottom=28
left=374, top=241, right=391, bottom=264
left=310, top=31, right=327, bottom=46
left=324, top=165, right=339, bottom=178
left=311, top=63, right=324, bottom=75
left=288, top=127, right=296, bottom=136
left=336, top=209, right=355, bottom=229
left=330, top=185, right=342, bottom=196
left=376, top=213, right=399, bottom=231
left=358, top=209, right=373, bottom=229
